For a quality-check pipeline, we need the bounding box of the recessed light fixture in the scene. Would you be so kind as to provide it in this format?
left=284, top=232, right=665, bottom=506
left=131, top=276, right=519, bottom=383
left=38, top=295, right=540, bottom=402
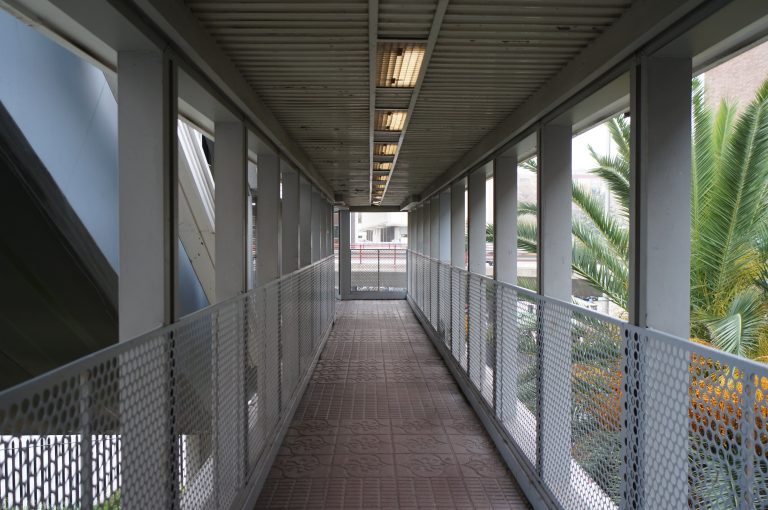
left=377, top=43, right=425, bottom=88
left=373, top=175, right=388, bottom=181
left=374, top=143, right=397, bottom=156
left=373, top=161, right=392, bottom=171
left=375, top=110, right=407, bottom=131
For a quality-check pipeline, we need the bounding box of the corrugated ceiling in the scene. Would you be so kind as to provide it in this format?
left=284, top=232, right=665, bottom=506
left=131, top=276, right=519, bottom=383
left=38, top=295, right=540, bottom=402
left=183, top=0, right=632, bottom=207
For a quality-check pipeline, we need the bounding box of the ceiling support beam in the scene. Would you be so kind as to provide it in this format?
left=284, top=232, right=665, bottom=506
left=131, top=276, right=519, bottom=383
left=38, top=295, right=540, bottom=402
left=367, top=0, right=379, bottom=205
left=378, top=0, right=449, bottom=204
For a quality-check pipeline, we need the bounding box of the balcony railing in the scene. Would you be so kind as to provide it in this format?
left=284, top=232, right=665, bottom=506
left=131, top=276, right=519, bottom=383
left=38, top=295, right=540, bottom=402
left=408, top=250, right=768, bottom=509
left=350, top=247, right=407, bottom=292
left=0, top=256, right=335, bottom=510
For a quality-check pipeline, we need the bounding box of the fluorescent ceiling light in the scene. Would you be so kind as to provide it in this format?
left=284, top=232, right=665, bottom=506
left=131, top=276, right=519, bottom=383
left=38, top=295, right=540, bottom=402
left=377, top=43, right=425, bottom=88
left=374, top=143, right=397, bottom=156
left=373, top=161, right=392, bottom=171
left=375, top=110, right=407, bottom=131
left=374, top=183, right=386, bottom=190
left=373, top=175, right=388, bottom=181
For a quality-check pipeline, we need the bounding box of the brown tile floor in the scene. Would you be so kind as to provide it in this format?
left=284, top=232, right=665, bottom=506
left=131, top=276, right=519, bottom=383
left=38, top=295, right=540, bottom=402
left=256, top=301, right=531, bottom=509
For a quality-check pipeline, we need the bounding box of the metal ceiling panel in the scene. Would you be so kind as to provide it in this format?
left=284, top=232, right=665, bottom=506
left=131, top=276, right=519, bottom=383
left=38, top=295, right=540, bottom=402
left=183, top=0, right=632, bottom=207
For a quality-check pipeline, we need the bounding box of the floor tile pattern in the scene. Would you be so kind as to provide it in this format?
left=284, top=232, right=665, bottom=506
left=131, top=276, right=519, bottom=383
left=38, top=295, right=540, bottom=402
left=256, top=301, right=531, bottom=509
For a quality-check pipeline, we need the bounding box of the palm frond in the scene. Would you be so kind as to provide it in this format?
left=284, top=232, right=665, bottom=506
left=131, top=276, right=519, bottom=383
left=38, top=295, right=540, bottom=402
left=572, top=184, right=628, bottom=257
left=704, top=287, right=766, bottom=357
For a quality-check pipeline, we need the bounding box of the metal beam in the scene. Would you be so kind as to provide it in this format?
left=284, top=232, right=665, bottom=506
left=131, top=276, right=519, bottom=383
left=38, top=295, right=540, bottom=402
left=377, top=0, right=450, bottom=204
left=367, top=0, right=378, bottom=204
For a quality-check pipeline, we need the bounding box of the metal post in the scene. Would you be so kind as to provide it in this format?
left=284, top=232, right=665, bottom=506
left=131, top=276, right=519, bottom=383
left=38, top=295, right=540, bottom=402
left=625, top=56, right=692, bottom=509
left=536, top=123, right=572, bottom=501
left=117, top=49, right=177, bottom=509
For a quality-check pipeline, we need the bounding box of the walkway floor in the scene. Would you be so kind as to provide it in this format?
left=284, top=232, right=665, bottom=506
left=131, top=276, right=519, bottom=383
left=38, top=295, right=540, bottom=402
left=256, top=300, right=531, bottom=509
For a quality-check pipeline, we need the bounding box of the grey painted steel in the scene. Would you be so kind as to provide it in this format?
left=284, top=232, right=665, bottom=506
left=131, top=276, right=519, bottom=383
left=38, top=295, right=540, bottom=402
left=450, top=179, right=465, bottom=268
left=299, top=176, right=312, bottom=268
left=423, top=201, right=431, bottom=258
left=536, top=123, right=573, bottom=498
left=256, top=147, right=280, bottom=286
left=494, top=152, right=518, bottom=285
left=117, top=49, right=177, bottom=509
left=117, top=50, right=176, bottom=340
left=339, top=210, right=352, bottom=300
left=626, top=56, right=693, bottom=509
left=215, top=121, right=248, bottom=300
left=281, top=163, right=299, bottom=275
left=311, top=190, right=322, bottom=263
left=212, top=120, right=248, bottom=505
left=430, top=197, right=440, bottom=261
left=467, top=166, right=487, bottom=276
left=439, top=188, right=451, bottom=263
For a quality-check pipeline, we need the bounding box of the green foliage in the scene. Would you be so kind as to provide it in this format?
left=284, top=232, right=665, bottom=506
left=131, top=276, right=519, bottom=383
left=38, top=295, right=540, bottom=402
left=516, top=78, right=768, bottom=359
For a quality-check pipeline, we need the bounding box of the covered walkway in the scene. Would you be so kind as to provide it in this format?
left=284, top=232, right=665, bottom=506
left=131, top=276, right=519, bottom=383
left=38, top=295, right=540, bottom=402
left=257, top=301, right=530, bottom=509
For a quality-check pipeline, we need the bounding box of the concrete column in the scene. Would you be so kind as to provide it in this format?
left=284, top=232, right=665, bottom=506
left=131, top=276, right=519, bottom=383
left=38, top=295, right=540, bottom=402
left=117, top=50, right=177, bottom=509
left=450, top=180, right=465, bottom=268
left=256, top=147, right=280, bottom=286
left=339, top=209, right=351, bottom=299
left=494, top=150, right=519, bottom=427
left=467, top=167, right=487, bottom=276
left=299, top=176, right=312, bottom=267
left=536, top=123, right=572, bottom=497
left=439, top=189, right=451, bottom=263
left=494, top=152, right=518, bottom=285
left=627, top=56, right=692, bottom=509
left=311, top=190, right=322, bottom=262
left=212, top=120, right=248, bottom=505
left=281, top=163, right=299, bottom=275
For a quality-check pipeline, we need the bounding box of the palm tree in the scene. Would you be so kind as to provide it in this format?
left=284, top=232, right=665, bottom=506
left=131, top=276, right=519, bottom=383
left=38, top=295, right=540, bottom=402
left=517, top=78, right=768, bottom=359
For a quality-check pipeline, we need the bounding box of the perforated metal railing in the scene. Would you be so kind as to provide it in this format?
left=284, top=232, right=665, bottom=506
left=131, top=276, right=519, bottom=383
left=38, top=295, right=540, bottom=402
left=350, top=248, right=406, bottom=291
left=408, top=250, right=768, bottom=510
left=0, top=255, right=335, bottom=510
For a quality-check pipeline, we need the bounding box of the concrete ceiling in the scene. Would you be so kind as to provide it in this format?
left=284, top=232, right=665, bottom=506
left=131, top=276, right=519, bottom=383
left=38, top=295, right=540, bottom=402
left=182, top=0, right=633, bottom=207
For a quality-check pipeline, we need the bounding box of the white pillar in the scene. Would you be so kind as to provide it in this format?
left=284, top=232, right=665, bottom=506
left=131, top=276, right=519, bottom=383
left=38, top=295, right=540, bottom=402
left=626, top=56, right=691, bottom=509
left=416, top=206, right=424, bottom=255
left=281, top=163, right=299, bottom=275
left=439, top=189, right=451, bottom=263
left=118, top=51, right=177, bottom=340
left=451, top=180, right=465, bottom=268
left=494, top=150, right=519, bottom=427
left=212, top=120, right=248, bottom=506
left=423, top=201, right=431, bottom=258
left=536, top=123, right=572, bottom=497
left=299, top=176, right=312, bottom=267
left=118, top=49, right=177, bottom=509
left=311, top=190, right=322, bottom=262
left=215, top=122, right=248, bottom=299
left=450, top=179, right=467, bottom=365
left=494, top=152, right=518, bottom=285
left=468, top=167, right=487, bottom=276
left=467, top=166, right=488, bottom=388
left=256, top=147, right=280, bottom=286
left=339, top=209, right=351, bottom=299
left=430, top=198, right=440, bottom=258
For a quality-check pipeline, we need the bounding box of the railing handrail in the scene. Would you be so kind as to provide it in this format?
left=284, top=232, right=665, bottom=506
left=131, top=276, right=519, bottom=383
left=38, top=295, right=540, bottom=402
left=0, top=254, right=336, bottom=402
